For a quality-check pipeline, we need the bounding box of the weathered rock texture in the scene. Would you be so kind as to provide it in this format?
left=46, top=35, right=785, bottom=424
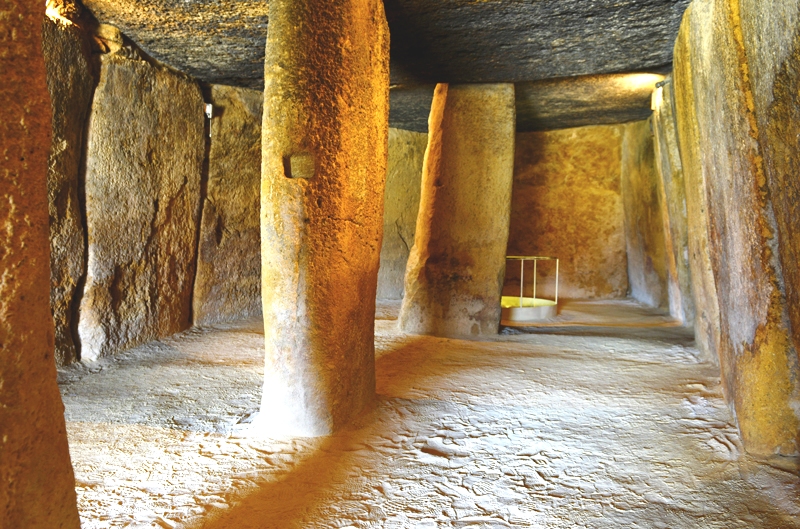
left=79, top=54, right=204, bottom=361
left=80, top=0, right=689, bottom=89
left=82, top=0, right=269, bottom=88
left=651, top=78, right=696, bottom=327
left=399, top=84, right=515, bottom=337
left=0, top=1, right=81, bottom=526
left=42, top=17, right=95, bottom=366
left=672, top=12, right=722, bottom=370
left=515, top=73, right=664, bottom=132
left=621, top=119, right=670, bottom=309
left=389, top=85, right=436, bottom=133
left=193, top=85, right=262, bottom=325
left=506, top=125, right=628, bottom=300
left=390, top=73, right=665, bottom=133
left=377, top=129, right=427, bottom=300
left=259, top=0, right=389, bottom=436
left=673, top=0, right=800, bottom=456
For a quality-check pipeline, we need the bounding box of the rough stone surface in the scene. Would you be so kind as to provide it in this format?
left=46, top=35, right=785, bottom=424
left=81, top=0, right=269, bottom=88
left=506, top=125, right=628, bottom=301
left=0, top=1, right=81, bottom=526
left=59, top=307, right=800, bottom=528
left=80, top=0, right=690, bottom=89
left=193, top=85, right=262, bottom=325
left=42, top=17, right=95, bottom=366
left=515, top=73, right=664, bottom=132
left=621, top=119, right=670, bottom=309
left=673, top=0, right=800, bottom=457
left=79, top=54, right=204, bottom=361
left=391, top=73, right=664, bottom=133
left=377, top=128, right=427, bottom=301
left=739, top=0, right=800, bottom=453
left=259, top=0, right=389, bottom=436
left=389, top=85, right=435, bottom=133
left=651, top=77, right=696, bottom=328
left=399, top=84, right=515, bottom=337
left=672, top=12, right=722, bottom=371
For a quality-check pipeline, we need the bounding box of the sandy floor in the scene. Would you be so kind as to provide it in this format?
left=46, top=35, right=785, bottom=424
left=59, top=300, right=800, bottom=528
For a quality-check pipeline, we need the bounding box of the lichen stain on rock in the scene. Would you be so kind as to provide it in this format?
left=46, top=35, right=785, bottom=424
left=672, top=0, right=800, bottom=456
left=506, top=125, right=628, bottom=300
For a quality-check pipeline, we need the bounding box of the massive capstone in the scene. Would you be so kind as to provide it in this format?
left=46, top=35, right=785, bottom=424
left=80, top=0, right=689, bottom=88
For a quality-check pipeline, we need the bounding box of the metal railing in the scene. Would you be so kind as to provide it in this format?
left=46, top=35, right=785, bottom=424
left=506, top=255, right=559, bottom=307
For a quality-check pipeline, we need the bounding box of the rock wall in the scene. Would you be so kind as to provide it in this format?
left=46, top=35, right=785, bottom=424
left=0, top=1, right=81, bottom=525
left=621, top=119, right=670, bottom=309
left=506, top=125, right=628, bottom=300
left=672, top=12, right=722, bottom=368
left=193, top=85, right=262, bottom=325
left=673, top=0, right=800, bottom=457
left=377, top=128, right=427, bottom=300
left=42, top=17, right=95, bottom=367
left=652, top=78, right=696, bottom=327
left=79, top=54, right=205, bottom=361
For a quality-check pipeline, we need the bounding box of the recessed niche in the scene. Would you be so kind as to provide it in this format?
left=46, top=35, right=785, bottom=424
left=283, top=152, right=315, bottom=179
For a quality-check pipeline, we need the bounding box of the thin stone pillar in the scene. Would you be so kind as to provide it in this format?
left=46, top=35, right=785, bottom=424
left=257, top=0, right=389, bottom=436
left=0, top=1, right=81, bottom=526
left=399, top=84, right=516, bottom=337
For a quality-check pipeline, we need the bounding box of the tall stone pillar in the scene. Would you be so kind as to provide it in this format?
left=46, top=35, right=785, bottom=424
left=399, top=84, right=516, bottom=337
left=0, top=2, right=81, bottom=526
left=258, top=0, right=389, bottom=436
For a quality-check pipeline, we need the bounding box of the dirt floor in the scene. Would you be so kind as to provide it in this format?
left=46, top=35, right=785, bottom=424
left=59, top=300, right=800, bottom=528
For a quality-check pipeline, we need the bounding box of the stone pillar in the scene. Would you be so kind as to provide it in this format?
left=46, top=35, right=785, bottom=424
left=0, top=1, right=81, bottom=526
left=399, top=84, right=516, bottom=337
left=258, top=0, right=389, bottom=436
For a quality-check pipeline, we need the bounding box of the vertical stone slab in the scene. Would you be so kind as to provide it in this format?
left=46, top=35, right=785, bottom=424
left=399, top=84, right=516, bottom=337
left=621, top=119, right=670, bottom=309
left=194, top=85, right=262, bottom=325
left=672, top=0, right=800, bottom=457
left=652, top=78, right=696, bottom=327
left=508, top=125, right=628, bottom=300
left=79, top=55, right=204, bottom=360
left=376, top=128, right=427, bottom=301
left=259, top=0, right=389, bottom=436
left=673, top=5, right=722, bottom=369
left=42, top=17, right=94, bottom=366
left=738, top=0, right=800, bottom=457
left=0, top=1, right=81, bottom=526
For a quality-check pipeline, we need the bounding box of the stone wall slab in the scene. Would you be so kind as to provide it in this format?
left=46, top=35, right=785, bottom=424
left=79, top=55, right=204, bottom=360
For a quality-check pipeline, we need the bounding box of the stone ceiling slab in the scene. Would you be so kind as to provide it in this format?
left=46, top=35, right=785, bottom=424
left=389, top=73, right=665, bottom=132
left=82, top=0, right=690, bottom=90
